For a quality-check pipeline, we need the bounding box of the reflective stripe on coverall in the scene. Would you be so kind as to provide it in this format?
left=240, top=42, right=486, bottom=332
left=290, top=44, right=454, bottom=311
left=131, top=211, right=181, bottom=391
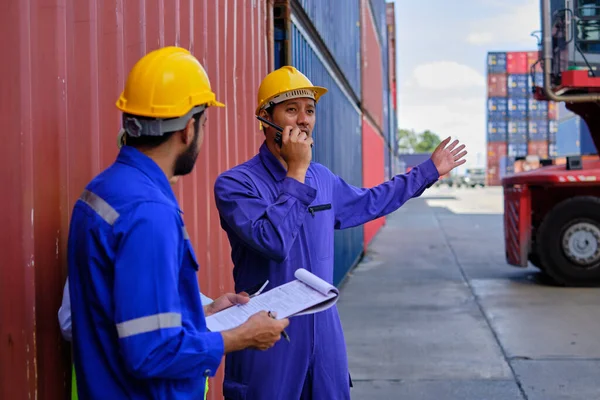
left=67, top=146, right=223, bottom=399
left=214, top=142, right=439, bottom=399
left=58, top=279, right=215, bottom=399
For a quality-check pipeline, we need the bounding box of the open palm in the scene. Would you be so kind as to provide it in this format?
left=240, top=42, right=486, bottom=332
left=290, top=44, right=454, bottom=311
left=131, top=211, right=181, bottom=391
left=431, top=137, right=468, bottom=176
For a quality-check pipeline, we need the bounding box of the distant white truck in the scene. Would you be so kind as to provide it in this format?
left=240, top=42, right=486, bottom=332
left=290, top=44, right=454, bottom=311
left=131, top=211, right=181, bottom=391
left=461, top=168, right=486, bottom=188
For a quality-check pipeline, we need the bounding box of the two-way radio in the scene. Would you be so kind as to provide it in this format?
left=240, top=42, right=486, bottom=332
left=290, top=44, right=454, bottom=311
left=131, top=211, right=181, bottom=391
left=256, top=116, right=313, bottom=148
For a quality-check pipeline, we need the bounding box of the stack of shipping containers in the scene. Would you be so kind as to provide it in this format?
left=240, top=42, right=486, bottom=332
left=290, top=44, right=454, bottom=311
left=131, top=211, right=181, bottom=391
left=387, top=3, right=400, bottom=178
left=1, top=1, right=398, bottom=398
left=486, top=51, right=559, bottom=185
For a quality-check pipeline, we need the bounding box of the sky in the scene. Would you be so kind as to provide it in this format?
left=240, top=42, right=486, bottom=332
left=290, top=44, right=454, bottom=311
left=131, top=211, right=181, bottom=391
left=389, top=0, right=542, bottom=171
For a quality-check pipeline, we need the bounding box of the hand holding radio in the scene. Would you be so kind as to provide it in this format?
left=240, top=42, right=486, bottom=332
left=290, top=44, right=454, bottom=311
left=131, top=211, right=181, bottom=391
left=280, top=126, right=313, bottom=179
left=256, top=116, right=312, bottom=183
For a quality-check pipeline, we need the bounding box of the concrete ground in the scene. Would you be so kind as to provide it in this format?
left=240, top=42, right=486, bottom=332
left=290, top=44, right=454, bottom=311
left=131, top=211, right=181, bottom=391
left=339, top=186, right=600, bottom=400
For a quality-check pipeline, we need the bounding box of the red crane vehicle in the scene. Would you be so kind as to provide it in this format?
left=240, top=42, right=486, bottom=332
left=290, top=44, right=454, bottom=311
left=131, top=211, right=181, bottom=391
left=503, top=0, right=600, bottom=286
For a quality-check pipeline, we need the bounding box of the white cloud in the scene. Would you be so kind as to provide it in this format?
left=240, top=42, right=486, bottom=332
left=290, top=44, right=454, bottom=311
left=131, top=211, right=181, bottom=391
left=466, top=32, right=495, bottom=45
left=466, top=0, right=539, bottom=46
left=409, top=61, right=485, bottom=90
left=398, top=87, right=488, bottom=171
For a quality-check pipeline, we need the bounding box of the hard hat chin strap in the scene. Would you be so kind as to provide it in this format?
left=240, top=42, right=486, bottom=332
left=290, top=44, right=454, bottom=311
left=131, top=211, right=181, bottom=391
left=122, top=105, right=206, bottom=138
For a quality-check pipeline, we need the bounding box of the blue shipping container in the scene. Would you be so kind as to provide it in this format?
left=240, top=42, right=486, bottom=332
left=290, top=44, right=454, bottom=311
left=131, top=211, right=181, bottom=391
left=558, top=116, right=598, bottom=156
left=508, top=143, right=528, bottom=157
left=291, top=23, right=364, bottom=286
left=549, top=119, right=558, bottom=142
left=508, top=120, right=528, bottom=143
left=508, top=98, right=528, bottom=119
left=508, top=133, right=528, bottom=144
left=488, top=97, right=508, bottom=119
left=507, top=74, right=529, bottom=98
left=488, top=52, right=507, bottom=73
left=398, top=153, right=432, bottom=168
left=369, top=0, right=387, bottom=45
left=296, top=0, right=361, bottom=98
left=558, top=101, right=574, bottom=121
left=581, top=119, right=597, bottom=154
left=529, top=72, right=544, bottom=94
left=384, top=142, right=391, bottom=181
left=381, top=14, right=391, bottom=150
left=487, top=121, right=507, bottom=142
left=391, top=110, right=399, bottom=158
left=556, top=117, right=581, bottom=156
left=500, top=156, right=515, bottom=178
left=528, top=98, right=548, bottom=118
left=529, top=119, right=549, bottom=141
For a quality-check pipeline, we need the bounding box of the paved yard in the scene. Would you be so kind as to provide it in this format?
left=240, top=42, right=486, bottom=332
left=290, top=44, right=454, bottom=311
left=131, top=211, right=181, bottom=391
left=339, top=186, right=600, bottom=400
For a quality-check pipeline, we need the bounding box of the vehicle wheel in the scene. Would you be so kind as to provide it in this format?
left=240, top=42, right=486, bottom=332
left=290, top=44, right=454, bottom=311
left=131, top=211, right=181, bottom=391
left=536, top=196, right=600, bottom=287
left=528, top=251, right=545, bottom=271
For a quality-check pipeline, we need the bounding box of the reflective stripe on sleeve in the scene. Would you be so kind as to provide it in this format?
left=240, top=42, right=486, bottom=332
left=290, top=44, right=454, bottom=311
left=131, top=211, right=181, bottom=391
left=79, top=190, right=120, bottom=225
left=116, top=312, right=182, bottom=338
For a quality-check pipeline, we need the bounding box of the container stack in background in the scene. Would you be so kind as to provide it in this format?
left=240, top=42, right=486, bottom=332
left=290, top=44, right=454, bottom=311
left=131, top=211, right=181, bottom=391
left=486, top=50, right=560, bottom=185
left=386, top=3, right=400, bottom=179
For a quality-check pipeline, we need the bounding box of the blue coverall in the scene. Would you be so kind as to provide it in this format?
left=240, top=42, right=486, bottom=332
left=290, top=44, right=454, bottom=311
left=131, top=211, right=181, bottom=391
left=67, top=146, right=223, bottom=399
left=214, top=142, right=440, bottom=399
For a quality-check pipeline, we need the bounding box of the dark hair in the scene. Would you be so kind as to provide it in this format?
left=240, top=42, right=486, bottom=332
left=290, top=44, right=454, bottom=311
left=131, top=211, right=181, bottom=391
left=124, top=111, right=204, bottom=149
left=264, top=106, right=275, bottom=117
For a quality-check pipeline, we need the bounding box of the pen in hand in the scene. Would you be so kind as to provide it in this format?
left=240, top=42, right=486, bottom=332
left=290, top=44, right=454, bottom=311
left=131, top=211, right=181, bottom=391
left=268, top=311, right=290, bottom=343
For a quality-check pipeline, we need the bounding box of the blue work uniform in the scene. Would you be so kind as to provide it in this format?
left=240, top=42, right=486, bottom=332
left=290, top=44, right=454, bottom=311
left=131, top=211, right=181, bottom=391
left=214, top=142, right=439, bottom=399
left=67, top=146, right=223, bottom=399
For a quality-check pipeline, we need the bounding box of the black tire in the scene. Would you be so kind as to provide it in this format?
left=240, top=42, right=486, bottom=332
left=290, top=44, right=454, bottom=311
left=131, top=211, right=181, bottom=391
left=528, top=251, right=545, bottom=271
left=536, top=196, right=600, bottom=287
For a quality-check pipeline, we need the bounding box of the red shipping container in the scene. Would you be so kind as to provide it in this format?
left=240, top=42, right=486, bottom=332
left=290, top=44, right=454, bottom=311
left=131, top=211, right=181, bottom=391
left=548, top=102, right=558, bottom=119
left=488, top=73, right=508, bottom=97
left=387, top=4, right=397, bottom=110
left=361, top=0, right=384, bottom=130
left=527, top=51, right=542, bottom=73
left=362, top=117, right=386, bottom=248
left=486, top=158, right=501, bottom=186
left=487, top=142, right=508, bottom=161
left=507, top=51, right=528, bottom=74
left=0, top=1, right=271, bottom=399
left=487, top=174, right=502, bottom=186
left=528, top=140, right=549, bottom=158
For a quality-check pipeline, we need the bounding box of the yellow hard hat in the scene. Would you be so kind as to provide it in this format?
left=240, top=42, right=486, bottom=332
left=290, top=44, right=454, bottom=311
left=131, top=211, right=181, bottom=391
left=116, top=46, right=224, bottom=119
left=255, top=66, right=327, bottom=115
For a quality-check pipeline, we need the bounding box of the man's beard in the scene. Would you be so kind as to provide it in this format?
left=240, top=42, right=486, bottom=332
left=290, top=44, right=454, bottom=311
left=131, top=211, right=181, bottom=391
left=173, top=129, right=200, bottom=176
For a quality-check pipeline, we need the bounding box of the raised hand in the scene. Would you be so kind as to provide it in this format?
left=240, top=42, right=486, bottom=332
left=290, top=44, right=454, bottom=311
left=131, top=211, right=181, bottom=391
left=431, top=137, right=467, bottom=176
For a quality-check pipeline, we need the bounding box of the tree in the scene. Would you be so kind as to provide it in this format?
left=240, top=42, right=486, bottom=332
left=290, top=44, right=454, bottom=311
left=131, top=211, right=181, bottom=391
left=414, top=130, right=442, bottom=153
left=397, top=128, right=442, bottom=154
left=397, top=129, right=419, bottom=154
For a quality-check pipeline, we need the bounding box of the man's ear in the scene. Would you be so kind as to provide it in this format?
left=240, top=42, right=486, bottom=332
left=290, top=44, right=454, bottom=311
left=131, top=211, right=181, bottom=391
left=181, top=118, right=195, bottom=145
left=259, top=109, right=270, bottom=120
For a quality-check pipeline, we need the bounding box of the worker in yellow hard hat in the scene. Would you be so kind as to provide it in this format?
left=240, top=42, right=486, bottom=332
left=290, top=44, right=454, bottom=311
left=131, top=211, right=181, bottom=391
left=213, top=65, right=468, bottom=399
left=65, top=46, right=288, bottom=400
